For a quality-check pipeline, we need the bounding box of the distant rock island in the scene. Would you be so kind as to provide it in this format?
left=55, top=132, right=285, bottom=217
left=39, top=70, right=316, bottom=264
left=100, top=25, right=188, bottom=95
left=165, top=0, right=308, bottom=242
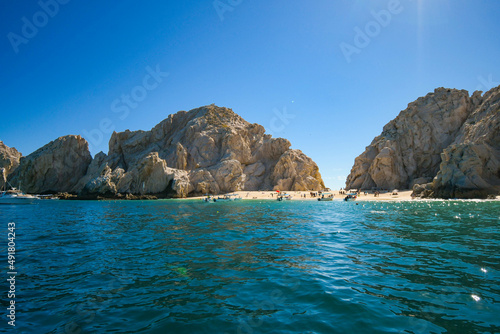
left=1, top=105, right=324, bottom=198
left=346, top=85, right=500, bottom=199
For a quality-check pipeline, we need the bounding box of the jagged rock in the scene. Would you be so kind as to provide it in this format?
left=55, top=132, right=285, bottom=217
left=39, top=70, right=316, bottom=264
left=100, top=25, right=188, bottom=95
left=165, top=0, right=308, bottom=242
left=79, top=105, right=324, bottom=197
left=0, top=168, right=6, bottom=190
left=412, top=182, right=433, bottom=198
left=431, top=87, right=500, bottom=198
left=347, top=85, right=500, bottom=199
left=272, top=149, right=324, bottom=191
left=6, top=106, right=323, bottom=197
left=56, top=192, right=78, bottom=200
left=0, top=141, right=22, bottom=189
left=0, top=141, right=22, bottom=175
left=188, top=169, right=220, bottom=195
left=346, top=88, right=472, bottom=190
left=8, top=135, right=92, bottom=194
left=410, top=177, right=433, bottom=189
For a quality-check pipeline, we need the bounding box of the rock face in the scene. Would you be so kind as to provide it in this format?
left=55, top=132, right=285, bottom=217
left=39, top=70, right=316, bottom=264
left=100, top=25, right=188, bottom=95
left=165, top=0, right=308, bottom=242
left=432, top=88, right=500, bottom=198
left=346, top=86, right=500, bottom=198
left=0, top=141, right=22, bottom=189
left=1, top=106, right=323, bottom=197
left=77, top=105, right=324, bottom=197
left=0, top=141, right=22, bottom=174
left=8, top=135, right=92, bottom=194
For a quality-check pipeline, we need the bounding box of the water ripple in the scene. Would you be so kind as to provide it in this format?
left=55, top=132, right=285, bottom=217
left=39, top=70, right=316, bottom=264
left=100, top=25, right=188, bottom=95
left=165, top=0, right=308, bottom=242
left=1, top=199, right=498, bottom=333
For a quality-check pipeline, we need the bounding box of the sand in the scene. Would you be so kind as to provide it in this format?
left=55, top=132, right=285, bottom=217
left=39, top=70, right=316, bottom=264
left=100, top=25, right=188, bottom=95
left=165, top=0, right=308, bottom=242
left=189, top=190, right=416, bottom=201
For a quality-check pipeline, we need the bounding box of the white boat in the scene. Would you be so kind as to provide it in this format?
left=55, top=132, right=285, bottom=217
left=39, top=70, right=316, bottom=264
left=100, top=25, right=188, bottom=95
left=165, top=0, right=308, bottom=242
left=318, top=193, right=334, bottom=201
left=0, top=188, right=38, bottom=205
left=213, top=194, right=242, bottom=202
left=344, top=193, right=357, bottom=201
left=277, top=194, right=293, bottom=201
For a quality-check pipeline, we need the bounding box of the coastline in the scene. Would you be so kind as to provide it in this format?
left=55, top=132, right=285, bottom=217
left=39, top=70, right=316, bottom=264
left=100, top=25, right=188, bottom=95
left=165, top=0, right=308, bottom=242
left=187, top=190, right=500, bottom=202
left=36, top=189, right=499, bottom=202
left=189, top=190, right=416, bottom=201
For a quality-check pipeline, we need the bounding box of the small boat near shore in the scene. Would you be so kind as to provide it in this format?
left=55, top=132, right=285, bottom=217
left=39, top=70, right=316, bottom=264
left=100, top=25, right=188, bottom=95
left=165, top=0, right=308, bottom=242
left=277, top=194, right=293, bottom=201
left=0, top=188, right=38, bottom=205
left=344, top=193, right=357, bottom=201
left=318, top=193, right=334, bottom=201
left=212, top=194, right=243, bottom=202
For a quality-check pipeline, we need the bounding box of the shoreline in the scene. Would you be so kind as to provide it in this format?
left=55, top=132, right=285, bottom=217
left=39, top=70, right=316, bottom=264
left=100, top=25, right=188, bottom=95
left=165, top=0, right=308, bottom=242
left=34, top=190, right=499, bottom=202
left=190, top=190, right=415, bottom=201
left=185, top=190, right=499, bottom=202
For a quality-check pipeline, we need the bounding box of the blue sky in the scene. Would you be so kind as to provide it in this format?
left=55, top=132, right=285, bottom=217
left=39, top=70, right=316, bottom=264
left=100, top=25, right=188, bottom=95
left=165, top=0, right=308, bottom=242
left=1, top=0, right=499, bottom=189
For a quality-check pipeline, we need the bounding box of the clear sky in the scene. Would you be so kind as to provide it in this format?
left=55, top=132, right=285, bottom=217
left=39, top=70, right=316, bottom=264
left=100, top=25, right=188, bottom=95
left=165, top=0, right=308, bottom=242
left=1, top=0, right=499, bottom=189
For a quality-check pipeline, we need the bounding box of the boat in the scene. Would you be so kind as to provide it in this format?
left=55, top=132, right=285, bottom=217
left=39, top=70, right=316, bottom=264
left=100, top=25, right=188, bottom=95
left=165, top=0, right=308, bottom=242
left=277, top=194, right=293, bottom=201
left=318, top=193, right=334, bottom=201
left=344, top=193, right=357, bottom=201
left=0, top=188, right=38, bottom=205
left=213, top=194, right=242, bottom=202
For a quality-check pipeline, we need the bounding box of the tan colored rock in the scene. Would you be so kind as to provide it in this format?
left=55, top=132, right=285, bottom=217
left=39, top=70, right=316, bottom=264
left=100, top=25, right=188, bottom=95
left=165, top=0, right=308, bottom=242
left=0, top=168, right=6, bottom=190
left=347, top=85, right=500, bottom=199
left=169, top=169, right=190, bottom=198
left=209, top=159, right=245, bottom=193
left=78, top=105, right=324, bottom=197
left=243, top=162, right=266, bottom=190
left=115, top=152, right=169, bottom=194
left=188, top=169, right=220, bottom=195
left=8, top=135, right=92, bottom=194
left=72, top=151, right=109, bottom=193
left=0, top=141, right=22, bottom=177
left=272, top=149, right=324, bottom=191
left=347, top=88, right=473, bottom=190
left=432, top=86, right=500, bottom=198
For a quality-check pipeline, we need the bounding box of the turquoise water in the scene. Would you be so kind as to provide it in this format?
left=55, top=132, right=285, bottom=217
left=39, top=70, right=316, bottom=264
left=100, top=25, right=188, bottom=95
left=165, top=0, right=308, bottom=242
left=1, top=199, right=499, bottom=333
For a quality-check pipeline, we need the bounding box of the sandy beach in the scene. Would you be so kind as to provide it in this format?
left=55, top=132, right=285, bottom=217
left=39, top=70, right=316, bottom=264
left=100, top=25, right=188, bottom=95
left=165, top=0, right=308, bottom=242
left=189, top=190, right=416, bottom=201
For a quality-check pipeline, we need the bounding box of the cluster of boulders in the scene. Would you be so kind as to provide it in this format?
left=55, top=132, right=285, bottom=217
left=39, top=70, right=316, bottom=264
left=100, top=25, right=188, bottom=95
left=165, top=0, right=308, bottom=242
left=346, top=85, right=500, bottom=198
left=1, top=105, right=324, bottom=198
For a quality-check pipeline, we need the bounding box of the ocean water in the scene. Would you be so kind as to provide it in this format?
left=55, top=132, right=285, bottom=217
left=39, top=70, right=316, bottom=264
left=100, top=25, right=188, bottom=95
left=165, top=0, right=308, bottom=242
left=1, top=199, right=499, bottom=334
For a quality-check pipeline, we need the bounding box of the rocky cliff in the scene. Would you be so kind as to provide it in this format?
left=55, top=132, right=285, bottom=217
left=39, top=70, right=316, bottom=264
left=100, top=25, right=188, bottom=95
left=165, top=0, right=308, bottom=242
left=5, top=105, right=324, bottom=197
left=76, top=105, right=324, bottom=197
left=8, top=135, right=92, bottom=194
left=346, top=86, right=500, bottom=198
left=0, top=141, right=22, bottom=190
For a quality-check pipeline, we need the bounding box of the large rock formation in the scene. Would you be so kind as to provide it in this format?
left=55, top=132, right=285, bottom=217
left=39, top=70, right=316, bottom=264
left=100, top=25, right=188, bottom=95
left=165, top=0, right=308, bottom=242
left=0, top=141, right=22, bottom=174
left=346, top=86, right=500, bottom=198
left=432, top=87, right=500, bottom=198
left=0, top=141, right=22, bottom=189
left=8, top=135, right=92, bottom=194
left=76, top=105, right=324, bottom=197
left=2, top=106, right=323, bottom=197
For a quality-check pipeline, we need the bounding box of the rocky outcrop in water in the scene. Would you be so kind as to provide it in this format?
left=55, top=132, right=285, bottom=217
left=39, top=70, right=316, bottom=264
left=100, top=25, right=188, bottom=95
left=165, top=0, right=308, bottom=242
left=77, top=105, right=324, bottom=197
left=0, top=141, right=22, bottom=189
left=8, top=135, right=92, bottom=194
left=346, top=86, right=500, bottom=198
left=3, top=105, right=323, bottom=197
